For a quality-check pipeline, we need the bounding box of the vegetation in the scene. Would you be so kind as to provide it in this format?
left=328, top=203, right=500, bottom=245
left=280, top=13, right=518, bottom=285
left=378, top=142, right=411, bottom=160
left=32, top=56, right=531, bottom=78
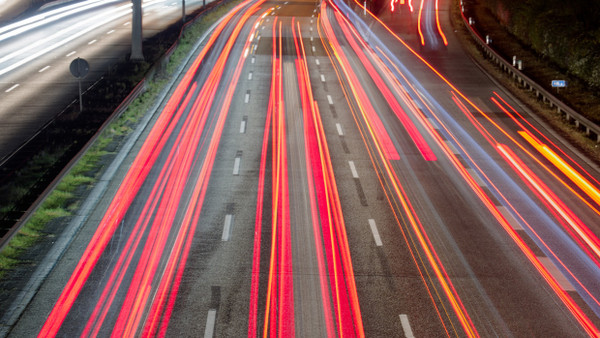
left=0, top=0, right=237, bottom=279
left=480, top=0, right=600, bottom=103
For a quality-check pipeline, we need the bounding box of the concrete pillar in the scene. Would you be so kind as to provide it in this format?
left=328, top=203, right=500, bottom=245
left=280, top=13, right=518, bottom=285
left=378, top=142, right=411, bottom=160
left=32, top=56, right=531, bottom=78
left=131, top=0, right=144, bottom=61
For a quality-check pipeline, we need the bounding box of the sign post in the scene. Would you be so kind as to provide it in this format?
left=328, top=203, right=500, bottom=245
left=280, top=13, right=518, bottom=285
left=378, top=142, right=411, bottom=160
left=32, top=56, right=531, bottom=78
left=551, top=80, right=567, bottom=94
left=69, top=58, right=89, bottom=113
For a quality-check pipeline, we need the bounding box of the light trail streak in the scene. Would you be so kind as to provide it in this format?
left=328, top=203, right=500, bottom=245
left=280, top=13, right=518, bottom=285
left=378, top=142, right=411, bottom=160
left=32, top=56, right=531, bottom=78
left=262, top=20, right=295, bottom=338
left=247, top=12, right=276, bottom=338
left=321, top=2, right=478, bottom=336
left=337, top=0, right=600, bottom=322
left=295, top=20, right=364, bottom=337
left=38, top=1, right=261, bottom=335
left=332, top=9, right=436, bottom=161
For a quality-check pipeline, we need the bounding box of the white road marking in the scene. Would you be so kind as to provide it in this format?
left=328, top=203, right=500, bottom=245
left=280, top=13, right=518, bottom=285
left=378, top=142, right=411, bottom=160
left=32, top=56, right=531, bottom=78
left=123, top=21, right=130, bottom=26
left=327, top=94, right=333, bottom=105
left=466, top=168, right=486, bottom=187
left=204, top=309, right=217, bottom=338
left=66, top=51, right=77, bottom=57
left=320, top=74, right=325, bottom=82
left=310, top=26, right=313, bottom=31
left=349, top=161, right=359, bottom=178
left=88, top=39, right=97, bottom=45
left=252, top=56, right=256, bottom=64
left=310, top=36, right=313, bottom=42
left=245, top=93, right=250, bottom=103
left=399, top=314, right=415, bottom=338
left=240, top=120, right=246, bottom=133
left=5, top=84, right=19, bottom=93
left=497, top=206, right=524, bottom=231
left=38, top=66, right=51, bottom=73
left=233, top=157, right=241, bottom=175
left=107, top=29, right=115, bottom=34
left=222, top=214, right=233, bottom=241
left=538, top=257, right=576, bottom=291
left=248, top=72, right=253, bottom=80
left=315, top=59, right=320, bottom=65
left=312, top=46, right=316, bottom=52
left=444, top=140, right=460, bottom=155
left=427, top=117, right=439, bottom=129
left=368, top=219, right=383, bottom=246
left=336, top=123, right=344, bottom=136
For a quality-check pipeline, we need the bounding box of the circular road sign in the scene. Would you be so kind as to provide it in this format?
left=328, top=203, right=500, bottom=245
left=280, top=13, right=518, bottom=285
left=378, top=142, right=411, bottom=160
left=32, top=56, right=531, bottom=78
left=70, top=58, right=89, bottom=79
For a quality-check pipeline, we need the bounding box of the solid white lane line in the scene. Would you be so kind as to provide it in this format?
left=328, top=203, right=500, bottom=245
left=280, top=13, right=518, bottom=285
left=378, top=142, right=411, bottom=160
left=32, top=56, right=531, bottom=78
left=336, top=123, right=343, bottom=136
left=320, top=74, right=325, bottom=82
left=5, top=84, right=19, bottom=93
left=39, top=66, right=51, bottom=73
left=66, top=51, right=76, bottom=57
left=327, top=94, right=333, bottom=105
left=233, top=157, right=241, bottom=175
left=399, top=314, right=415, bottom=338
left=348, top=161, right=359, bottom=178
left=240, top=120, right=246, bottom=133
left=222, top=214, right=233, bottom=241
left=204, top=309, right=217, bottom=338
left=368, top=219, right=383, bottom=246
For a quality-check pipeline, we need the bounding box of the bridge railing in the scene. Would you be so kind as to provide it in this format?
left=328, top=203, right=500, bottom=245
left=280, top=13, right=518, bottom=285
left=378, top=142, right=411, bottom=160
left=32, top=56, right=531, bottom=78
left=459, top=5, right=600, bottom=143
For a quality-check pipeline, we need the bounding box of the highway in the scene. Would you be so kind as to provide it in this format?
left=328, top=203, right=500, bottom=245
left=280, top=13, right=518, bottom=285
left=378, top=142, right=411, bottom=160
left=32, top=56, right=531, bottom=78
left=0, top=0, right=208, bottom=160
left=5, top=0, right=600, bottom=336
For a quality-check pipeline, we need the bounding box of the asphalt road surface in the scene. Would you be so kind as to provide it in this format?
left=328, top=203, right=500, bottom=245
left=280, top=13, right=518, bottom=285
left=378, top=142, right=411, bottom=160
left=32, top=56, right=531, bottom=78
left=5, top=0, right=600, bottom=336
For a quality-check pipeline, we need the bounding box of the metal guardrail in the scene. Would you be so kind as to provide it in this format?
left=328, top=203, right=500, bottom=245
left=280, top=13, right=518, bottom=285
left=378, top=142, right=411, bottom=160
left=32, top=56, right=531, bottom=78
left=460, top=7, right=600, bottom=143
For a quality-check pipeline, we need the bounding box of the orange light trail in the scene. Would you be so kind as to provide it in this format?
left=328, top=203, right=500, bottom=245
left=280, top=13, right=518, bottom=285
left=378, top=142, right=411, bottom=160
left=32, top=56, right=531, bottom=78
left=39, top=1, right=264, bottom=335
left=321, top=2, right=478, bottom=336
left=295, top=19, right=365, bottom=336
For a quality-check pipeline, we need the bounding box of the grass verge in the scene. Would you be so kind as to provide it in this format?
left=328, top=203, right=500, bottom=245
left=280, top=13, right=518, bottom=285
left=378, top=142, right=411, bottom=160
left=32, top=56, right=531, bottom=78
left=0, top=0, right=240, bottom=279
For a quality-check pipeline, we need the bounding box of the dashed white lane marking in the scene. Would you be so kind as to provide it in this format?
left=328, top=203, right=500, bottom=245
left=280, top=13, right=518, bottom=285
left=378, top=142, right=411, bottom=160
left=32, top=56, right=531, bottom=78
left=66, top=51, right=76, bottom=57
left=399, top=314, right=415, bottom=338
left=427, top=117, right=439, bottom=129
left=327, top=94, right=333, bottom=105
left=320, top=74, right=325, bottom=82
left=248, top=71, right=253, bottom=80
left=315, top=59, right=320, bottom=65
left=240, top=120, right=246, bottom=133
left=107, top=29, right=115, bottom=34
left=538, top=257, right=576, bottom=291
left=88, top=39, right=97, bottom=45
left=123, top=21, right=130, bottom=26
left=310, top=36, right=313, bottom=42
left=497, top=206, right=524, bottom=231
left=312, top=46, right=316, bottom=52
left=251, top=56, right=256, bottom=64
left=336, top=123, right=343, bottom=136
left=368, top=219, right=383, bottom=246
left=5, top=84, right=19, bottom=93
left=244, top=92, right=250, bottom=103
left=348, top=161, right=359, bottom=178
left=444, top=140, right=460, bottom=155
left=39, top=66, right=51, bottom=73
left=466, top=168, right=486, bottom=187
left=204, top=309, right=217, bottom=338
left=222, top=214, right=233, bottom=241
left=310, top=26, right=313, bottom=31
left=233, top=157, right=241, bottom=175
